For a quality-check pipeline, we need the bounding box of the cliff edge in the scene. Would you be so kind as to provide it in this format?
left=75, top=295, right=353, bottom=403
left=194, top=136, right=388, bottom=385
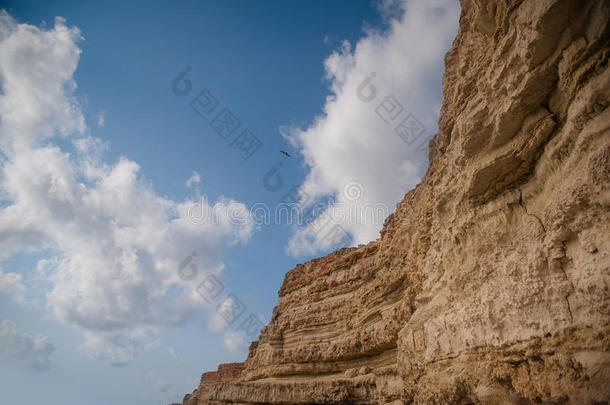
left=179, top=0, right=610, bottom=403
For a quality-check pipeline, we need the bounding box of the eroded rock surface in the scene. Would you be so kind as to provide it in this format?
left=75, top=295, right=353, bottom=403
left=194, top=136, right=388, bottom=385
left=179, top=0, right=610, bottom=403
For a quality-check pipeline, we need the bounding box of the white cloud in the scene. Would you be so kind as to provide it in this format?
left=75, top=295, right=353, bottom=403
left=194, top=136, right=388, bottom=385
left=81, top=326, right=161, bottom=367
left=97, top=111, right=105, bottom=127
left=223, top=330, right=247, bottom=353
left=0, top=12, right=254, bottom=365
left=0, top=268, right=25, bottom=302
left=375, top=0, right=405, bottom=22
left=185, top=171, right=200, bottom=188
left=208, top=296, right=235, bottom=332
left=0, top=320, right=56, bottom=371
left=284, top=0, right=459, bottom=256
left=146, top=371, right=172, bottom=394
left=0, top=12, right=85, bottom=151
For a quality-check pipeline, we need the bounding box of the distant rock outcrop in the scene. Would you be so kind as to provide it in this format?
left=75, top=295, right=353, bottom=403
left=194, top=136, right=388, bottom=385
left=178, top=0, right=610, bottom=403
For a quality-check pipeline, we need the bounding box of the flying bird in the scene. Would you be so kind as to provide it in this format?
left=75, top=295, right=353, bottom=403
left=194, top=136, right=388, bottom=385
left=280, top=150, right=291, bottom=157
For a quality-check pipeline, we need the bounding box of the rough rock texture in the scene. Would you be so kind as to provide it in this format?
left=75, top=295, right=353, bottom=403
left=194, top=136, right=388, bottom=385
left=179, top=0, right=610, bottom=403
left=181, top=363, right=245, bottom=405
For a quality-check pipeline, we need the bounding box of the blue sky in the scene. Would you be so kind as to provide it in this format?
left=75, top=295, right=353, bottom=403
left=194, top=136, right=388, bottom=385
left=0, top=1, right=459, bottom=404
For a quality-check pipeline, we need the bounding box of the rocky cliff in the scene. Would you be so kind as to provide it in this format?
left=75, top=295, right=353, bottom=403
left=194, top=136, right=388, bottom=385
left=179, top=0, right=610, bottom=403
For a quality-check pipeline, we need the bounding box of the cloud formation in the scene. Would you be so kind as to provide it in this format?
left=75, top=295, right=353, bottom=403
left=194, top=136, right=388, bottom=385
left=96, top=111, right=105, bottom=128
left=222, top=330, right=248, bottom=353
left=0, top=268, right=25, bottom=302
left=284, top=0, right=459, bottom=256
left=185, top=171, right=201, bottom=188
left=0, top=12, right=253, bottom=365
left=0, top=320, right=56, bottom=371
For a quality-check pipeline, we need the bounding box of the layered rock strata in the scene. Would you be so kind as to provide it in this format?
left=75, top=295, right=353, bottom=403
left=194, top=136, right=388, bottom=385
left=180, top=0, right=610, bottom=403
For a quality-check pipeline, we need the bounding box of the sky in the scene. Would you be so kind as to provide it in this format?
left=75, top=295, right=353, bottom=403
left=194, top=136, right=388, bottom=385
left=0, top=0, right=459, bottom=404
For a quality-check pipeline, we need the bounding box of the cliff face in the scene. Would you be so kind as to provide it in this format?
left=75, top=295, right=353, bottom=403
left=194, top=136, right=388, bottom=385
left=181, top=0, right=610, bottom=403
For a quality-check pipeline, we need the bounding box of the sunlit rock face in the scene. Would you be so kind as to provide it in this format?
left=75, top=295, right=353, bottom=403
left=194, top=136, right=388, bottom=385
left=179, top=0, right=610, bottom=403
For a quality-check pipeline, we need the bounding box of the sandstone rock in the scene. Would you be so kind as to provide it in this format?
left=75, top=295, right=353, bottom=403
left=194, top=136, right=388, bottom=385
left=180, top=363, right=245, bottom=404
left=359, top=366, right=372, bottom=376
left=177, top=0, right=610, bottom=403
left=344, top=368, right=358, bottom=378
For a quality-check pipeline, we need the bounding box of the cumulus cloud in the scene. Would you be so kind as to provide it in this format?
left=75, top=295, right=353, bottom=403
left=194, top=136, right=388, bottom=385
left=0, top=268, right=25, bottom=302
left=185, top=171, right=200, bottom=188
left=146, top=371, right=172, bottom=394
left=81, top=326, right=162, bottom=367
left=0, top=11, right=254, bottom=365
left=222, top=330, right=248, bottom=353
left=284, top=0, right=459, bottom=256
left=97, top=111, right=105, bottom=127
left=207, top=295, right=238, bottom=332
left=0, top=320, right=56, bottom=371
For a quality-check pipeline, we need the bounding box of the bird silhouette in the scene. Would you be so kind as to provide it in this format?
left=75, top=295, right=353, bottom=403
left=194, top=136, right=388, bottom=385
left=280, top=150, right=291, bottom=157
